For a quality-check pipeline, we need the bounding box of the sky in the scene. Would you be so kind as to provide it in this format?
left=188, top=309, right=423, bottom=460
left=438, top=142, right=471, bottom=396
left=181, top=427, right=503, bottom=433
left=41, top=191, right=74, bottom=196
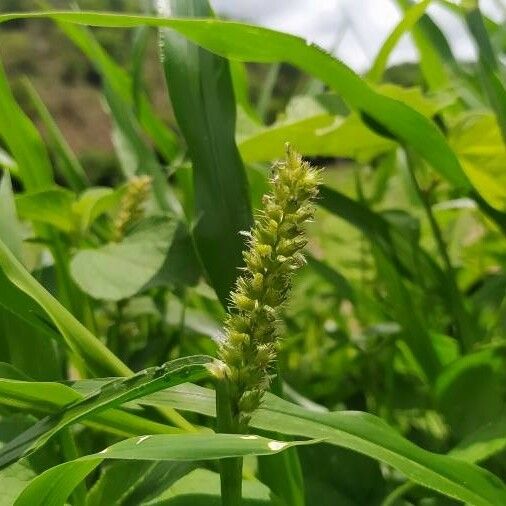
left=209, top=0, right=505, bottom=72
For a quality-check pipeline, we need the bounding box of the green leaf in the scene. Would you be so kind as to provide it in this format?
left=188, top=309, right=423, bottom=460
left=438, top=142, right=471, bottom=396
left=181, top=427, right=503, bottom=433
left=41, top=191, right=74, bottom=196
left=0, top=376, right=180, bottom=440
left=70, top=216, right=178, bottom=300
left=15, top=188, right=76, bottom=233
left=0, top=237, right=131, bottom=376
left=395, top=0, right=451, bottom=90
left=0, top=59, right=53, bottom=190
left=464, top=3, right=506, bottom=144
left=14, top=434, right=306, bottom=506
left=0, top=270, right=61, bottom=344
left=86, top=460, right=195, bottom=506
left=145, top=385, right=506, bottom=506
left=72, top=186, right=124, bottom=233
left=319, top=185, right=444, bottom=291
left=238, top=95, right=393, bottom=164
left=0, top=355, right=214, bottom=469
left=103, top=81, right=177, bottom=213
left=239, top=85, right=452, bottom=164
left=449, top=112, right=506, bottom=212
left=253, top=401, right=505, bottom=506
left=0, top=305, right=61, bottom=381
left=158, top=0, right=253, bottom=306
left=23, top=79, right=89, bottom=192
left=451, top=412, right=506, bottom=464
left=0, top=177, right=62, bottom=381
left=230, top=60, right=261, bottom=123
left=0, top=173, right=23, bottom=261
left=0, top=146, right=18, bottom=175
left=145, top=468, right=272, bottom=505
left=306, top=255, right=355, bottom=303
left=372, top=245, right=441, bottom=381
left=367, top=0, right=432, bottom=82
left=0, top=415, right=44, bottom=506
left=435, top=349, right=505, bottom=439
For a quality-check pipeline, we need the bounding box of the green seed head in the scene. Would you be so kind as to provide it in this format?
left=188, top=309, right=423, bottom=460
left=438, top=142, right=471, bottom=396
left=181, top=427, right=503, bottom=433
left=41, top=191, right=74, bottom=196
left=113, top=175, right=152, bottom=241
left=219, top=144, right=320, bottom=428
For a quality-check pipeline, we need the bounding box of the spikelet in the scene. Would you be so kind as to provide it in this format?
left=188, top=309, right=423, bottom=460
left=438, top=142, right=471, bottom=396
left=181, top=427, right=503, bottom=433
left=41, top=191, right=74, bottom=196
left=219, top=144, right=320, bottom=428
left=113, top=175, right=152, bottom=241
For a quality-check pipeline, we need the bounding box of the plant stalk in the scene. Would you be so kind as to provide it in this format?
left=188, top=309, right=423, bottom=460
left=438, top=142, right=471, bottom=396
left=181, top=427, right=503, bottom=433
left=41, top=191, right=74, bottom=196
left=216, top=377, right=243, bottom=506
left=405, top=149, right=475, bottom=351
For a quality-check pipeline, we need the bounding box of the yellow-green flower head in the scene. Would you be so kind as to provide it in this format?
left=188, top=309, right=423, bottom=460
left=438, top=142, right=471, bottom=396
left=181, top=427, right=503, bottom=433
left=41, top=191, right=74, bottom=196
left=219, top=144, right=320, bottom=427
left=113, top=175, right=152, bottom=241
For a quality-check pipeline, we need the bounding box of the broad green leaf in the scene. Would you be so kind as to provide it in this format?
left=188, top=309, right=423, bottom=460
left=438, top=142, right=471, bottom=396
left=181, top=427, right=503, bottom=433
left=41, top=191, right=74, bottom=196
left=158, top=0, right=253, bottom=306
left=23, top=79, right=89, bottom=192
left=14, top=434, right=307, bottom=506
left=70, top=216, right=177, bottom=300
left=15, top=188, right=76, bottom=233
left=239, top=97, right=392, bottom=164
left=450, top=112, right=506, bottom=212
left=368, top=0, right=432, bottom=82
left=0, top=59, right=53, bottom=190
left=0, top=355, right=214, bottom=468
left=145, top=222, right=202, bottom=289
left=0, top=237, right=131, bottom=376
left=239, top=86, right=451, bottom=164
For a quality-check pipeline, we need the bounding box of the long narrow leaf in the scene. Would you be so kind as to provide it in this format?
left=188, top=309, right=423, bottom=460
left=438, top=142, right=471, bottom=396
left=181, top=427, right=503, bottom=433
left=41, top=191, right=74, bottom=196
left=157, top=0, right=253, bottom=305
left=0, top=12, right=471, bottom=187
left=0, top=238, right=131, bottom=377
left=48, top=381, right=506, bottom=506
left=23, top=79, right=89, bottom=192
left=14, top=434, right=308, bottom=506
left=464, top=2, right=506, bottom=143
left=0, top=60, right=53, bottom=190
left=0, top=356, right=214, bottom=468
left=0, top=377, right=184, bottom=439
left=368, top=0, right=432, bottom=82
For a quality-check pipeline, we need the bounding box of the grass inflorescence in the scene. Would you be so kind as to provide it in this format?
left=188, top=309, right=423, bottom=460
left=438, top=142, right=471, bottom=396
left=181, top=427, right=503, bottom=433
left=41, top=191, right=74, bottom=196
left=219, top=144, right=320, bottom=428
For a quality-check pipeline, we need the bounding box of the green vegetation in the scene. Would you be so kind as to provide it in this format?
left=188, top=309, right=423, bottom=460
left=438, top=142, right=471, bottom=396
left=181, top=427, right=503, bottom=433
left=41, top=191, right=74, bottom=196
left=0, top=1, right=505, bottom=505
